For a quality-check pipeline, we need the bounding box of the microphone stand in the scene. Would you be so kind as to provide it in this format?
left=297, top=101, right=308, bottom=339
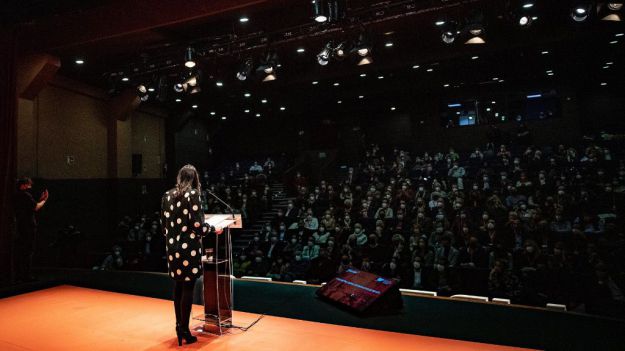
left=204, top=189, right=236, bottom=330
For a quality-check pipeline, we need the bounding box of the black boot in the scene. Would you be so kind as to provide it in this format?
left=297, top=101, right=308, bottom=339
left=178, top=328, right=197, bottom=345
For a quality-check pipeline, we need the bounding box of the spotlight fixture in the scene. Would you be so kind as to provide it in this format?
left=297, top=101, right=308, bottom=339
left=137, top=85, right=149, bottom=101
left=236, top=58, right=253, bottom=81
left=465, top=11, right=486, bottom=44
left=184, top=47, right=196, bottom=68
left=571, top=2, right=592, bottom=22
left=440, top=21, right=457, bottom=44
left=600, top=2, right=623, bottom=21
left=353, top=32, right=372, bottom=57
left=312, top=0, right=328, bottom=23
left=333, top=41, right=347, bottom=60
left=258, top=51, right=279, bottom=81
left=317, top=42, right=333, bottom=66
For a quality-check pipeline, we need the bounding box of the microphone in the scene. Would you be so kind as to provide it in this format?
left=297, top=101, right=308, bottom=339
left=206, top=190, right=236, bottom=219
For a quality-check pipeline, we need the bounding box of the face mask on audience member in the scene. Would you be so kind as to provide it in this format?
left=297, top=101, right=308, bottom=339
left=436, top=227, right=443, bottom=234
left=487, top=223, right=495, bottom=230
left=295, top=255, right=302, bottom=262
left=254, top=236, right=260, bottom=242
left=526, top=246, right=535, bottom=254
left=255, top=257, right=263, bottom=263
left=390, top=262, right=397, bottom=270
left=473, top=185, right=479, bottom=190
left=413, top=262, right=421, bottom=270
left=436, top=214, right=444, bottom=221
left=437, top=264, right=445, bottom=272
left=482, top=214, right=489, bottom=220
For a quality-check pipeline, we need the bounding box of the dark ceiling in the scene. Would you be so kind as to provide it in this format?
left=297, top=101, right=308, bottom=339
left=10, top=0, right=625, bottom=121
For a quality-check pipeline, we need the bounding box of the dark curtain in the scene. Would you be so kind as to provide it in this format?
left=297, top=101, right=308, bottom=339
left=0, top=27, right=18, bottom=286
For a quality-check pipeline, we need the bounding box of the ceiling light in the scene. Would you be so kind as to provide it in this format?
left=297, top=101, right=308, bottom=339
left=256, top=113, right=261, bottom=117
left=519, top=15, right=533, bottom=26
left=426, top=68, right=433, bottom=72
left=385, top=42, right=394, bottom=47
left=523, top=3, right=534, bottom=8
left=148, top=87, right=155, bottom=92
left=244, top=93, right=251, bottom=97
left=527, top=94, right=542, bottom=99
left=603, top=65, right=610, bottom=69
left=184, top=47, right=196, bottom=68
left=261, top=99, right=268, bottom=103
left=75, top=59, right=84, bottom=65
left=435, top=20, right=446, bottom=26
left=312, top=81, right=319, bottom=85
left=472, top=56, right=479, bottom=60
left=360, top=73, right=367, bottom=77
left=606, top=61, right=614, bottom=65
left=390, top=107, right=396, bottom=111
left=601, top=82, right=608, bottom=86
left=216, top=81, right=223, bottom=87
left=377, top=75, right=384, bottom=79
left=280, top=106, right=286, bottom=111
left=175, top=98, right=182, bottom=102
left=192, top=104, right=198, bottom=109
left=222, top=116, right=227, bottom=120
left=297, top=48, right=306, bottom=53
left=337, top=100, right=342, bottom=104
left=358, top=95, right=364, bottom=99
left=244, top=109, right=250, bottom=113
left=443, top=84, right=450, bottom=87
left=121, top=77, right=129, bottom=82
left=210, top=112, right=216, bottom=115
left=610, top=40, right=619, bottom=44
left=541, top=50, right=550, bottom=54
left=240, top=16, right=249, bottom=23
left=333, top=82, right=340, bottom=86
left=616, top=33, right=624, bottom=36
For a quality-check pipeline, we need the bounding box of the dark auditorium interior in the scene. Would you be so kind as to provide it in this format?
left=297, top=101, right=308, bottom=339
left=1, top=1, right=625, bottom=350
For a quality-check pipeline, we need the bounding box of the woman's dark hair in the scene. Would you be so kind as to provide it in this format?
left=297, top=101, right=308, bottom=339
left=174, top=164, right=201, bottom=197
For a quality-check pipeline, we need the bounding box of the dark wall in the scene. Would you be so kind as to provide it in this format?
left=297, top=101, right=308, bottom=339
left=32, top=178, right=167, bottom=267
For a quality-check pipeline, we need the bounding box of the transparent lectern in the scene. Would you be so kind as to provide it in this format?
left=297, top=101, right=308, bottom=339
left=196, top=213, right=242, bottom=335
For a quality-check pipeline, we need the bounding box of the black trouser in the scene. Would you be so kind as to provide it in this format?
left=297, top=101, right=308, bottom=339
left=14, top=225, right=35, bottom=282
left=173, top=279, right=197, bottom=331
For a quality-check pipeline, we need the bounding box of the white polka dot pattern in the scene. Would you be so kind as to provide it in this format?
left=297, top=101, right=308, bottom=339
left=161, top=188, right=206, bottom=281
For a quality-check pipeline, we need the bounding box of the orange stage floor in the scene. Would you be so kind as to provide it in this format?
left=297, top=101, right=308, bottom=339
left=0, top=285, right=536, bottom=351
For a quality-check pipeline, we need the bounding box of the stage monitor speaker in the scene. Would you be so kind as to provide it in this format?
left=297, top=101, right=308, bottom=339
left=316, top=268, right=403, bottom=314
left=132, top=154, right=142, bottom=175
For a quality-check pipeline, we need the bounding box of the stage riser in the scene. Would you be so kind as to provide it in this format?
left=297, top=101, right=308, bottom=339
left=28, top=267, right=625, bottom=351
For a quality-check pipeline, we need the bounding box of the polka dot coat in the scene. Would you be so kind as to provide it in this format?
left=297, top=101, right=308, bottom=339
left=160, top=188, right=209, bottom=281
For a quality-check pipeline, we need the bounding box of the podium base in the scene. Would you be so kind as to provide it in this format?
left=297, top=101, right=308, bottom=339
left=193, top=313, right=233, bottom=336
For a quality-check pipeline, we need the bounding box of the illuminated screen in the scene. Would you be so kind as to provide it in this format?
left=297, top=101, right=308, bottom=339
left=316, top=268, right=397, bottom=312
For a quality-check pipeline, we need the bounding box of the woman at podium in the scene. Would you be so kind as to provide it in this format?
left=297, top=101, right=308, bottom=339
left=161, top=164, right=210, bottom=346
